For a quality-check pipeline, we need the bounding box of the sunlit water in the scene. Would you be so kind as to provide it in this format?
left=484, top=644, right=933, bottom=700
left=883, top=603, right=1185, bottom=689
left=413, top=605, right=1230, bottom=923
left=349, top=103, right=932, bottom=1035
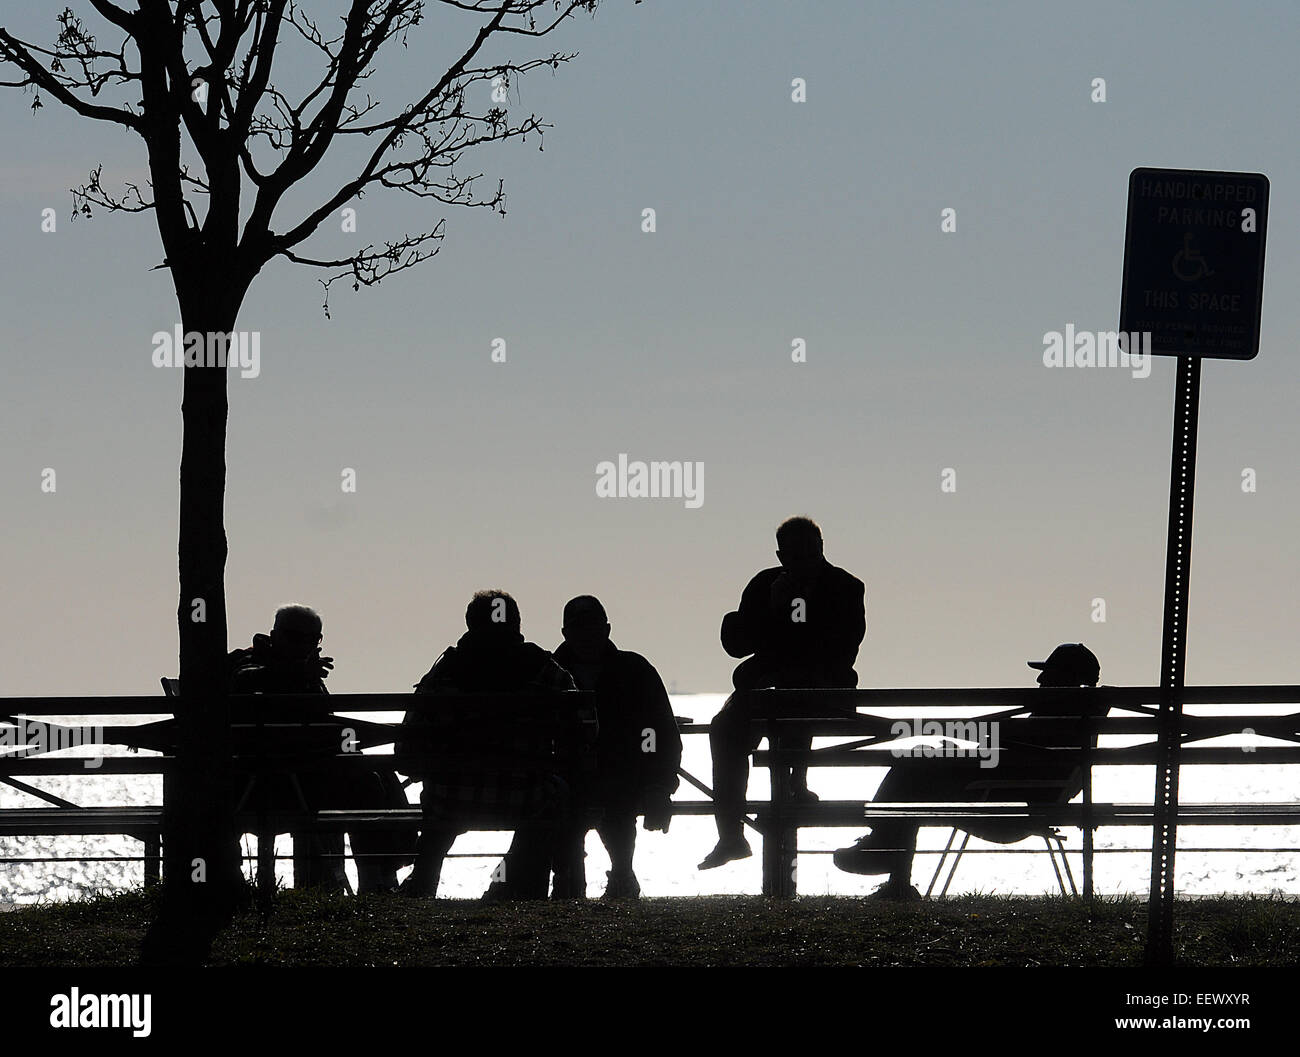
left=3, top=695, right=1297, bottom=904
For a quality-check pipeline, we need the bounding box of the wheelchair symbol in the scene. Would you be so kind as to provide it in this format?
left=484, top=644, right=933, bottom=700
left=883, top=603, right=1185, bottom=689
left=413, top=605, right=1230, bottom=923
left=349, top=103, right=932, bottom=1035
left=1172, top=232, right=1213, bottom=281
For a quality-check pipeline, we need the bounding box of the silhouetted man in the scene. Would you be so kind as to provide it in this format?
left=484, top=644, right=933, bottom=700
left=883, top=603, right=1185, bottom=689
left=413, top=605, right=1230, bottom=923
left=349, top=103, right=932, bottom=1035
left=699, top=516, right=866, bottom=870
left=400, top=591, right=580, bottom=899
left=230, top=604, right=412, bottom=893
left=229, top=604, right=335, bottom=697
left=553, top=595, right=681, bottom=899
left=832, top=643, right=1105, bottom=899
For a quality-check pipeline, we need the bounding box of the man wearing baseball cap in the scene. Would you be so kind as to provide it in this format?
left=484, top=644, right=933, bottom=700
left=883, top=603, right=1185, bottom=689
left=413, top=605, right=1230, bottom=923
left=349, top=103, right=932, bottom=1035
left=832, top=642, right=1104, bottom=899
left=1028, top=642, right=1100, bottom=688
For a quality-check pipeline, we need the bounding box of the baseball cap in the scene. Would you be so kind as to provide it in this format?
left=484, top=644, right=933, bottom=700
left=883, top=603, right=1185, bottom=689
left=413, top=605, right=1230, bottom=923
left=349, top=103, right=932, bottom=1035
left=1028, top=643, right=1100, bottom=685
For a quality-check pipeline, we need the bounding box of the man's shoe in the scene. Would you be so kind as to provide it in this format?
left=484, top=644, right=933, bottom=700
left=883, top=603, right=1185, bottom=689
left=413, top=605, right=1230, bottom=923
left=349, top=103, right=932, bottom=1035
left=602, top=870, right=641, bottom=900
left=832, top=833, right=894, bottom=876
left=791, top=787, right=820, bottom=803
left=866, top=879, right=922, bottom=902
left=397, top=874, right=437, bottom=899
left=697, top=837, right=752, bottom=870
left=480, top=880, right=513, bottom=903
left=359, top=872, right=401, bottom=895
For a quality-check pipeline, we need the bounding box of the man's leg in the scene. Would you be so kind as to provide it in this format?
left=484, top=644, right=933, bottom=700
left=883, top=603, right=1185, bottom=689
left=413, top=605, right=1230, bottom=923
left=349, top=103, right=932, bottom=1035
left=702, top=692, right=763, bottom=866
left=790, top=730, right=816, bottom=798
left=597, top=809, right=636, bottom=876
left=350, top=829, right=400, bottom=893
left=595, top=788, right=639, bottom=895
left=404, top=825, right=457, bottom=897
left=550, top=776, right=592, bottom=899
left=404, top=828, right=457, bottom=897
left=346, top=770, right=413, bottom=893
left=300, top=832, right=349, bottom=891
left=832, top=766, right=919, bottom=877
left=487, top=776, right=574, bottom=900
left=834, top=763, right=981, bottom=894
left=294, top=772, right=349, bottom=891
left=402, top=786, right=460, bottom=897
left=549, top=819, right=588, bottom=899
left=494, top=825, right=552, bottom=899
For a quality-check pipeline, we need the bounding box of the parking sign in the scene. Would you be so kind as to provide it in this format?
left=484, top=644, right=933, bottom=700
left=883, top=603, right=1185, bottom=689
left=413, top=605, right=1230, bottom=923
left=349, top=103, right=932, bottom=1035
left=1119, top=167, right=1268, bottom=359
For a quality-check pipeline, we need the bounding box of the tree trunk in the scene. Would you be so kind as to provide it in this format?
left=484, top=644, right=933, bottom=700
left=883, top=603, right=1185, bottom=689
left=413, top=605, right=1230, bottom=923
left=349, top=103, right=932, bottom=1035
left=143, top=276, right=249, bottom=964
left=172, top=344, right=236, bottom=878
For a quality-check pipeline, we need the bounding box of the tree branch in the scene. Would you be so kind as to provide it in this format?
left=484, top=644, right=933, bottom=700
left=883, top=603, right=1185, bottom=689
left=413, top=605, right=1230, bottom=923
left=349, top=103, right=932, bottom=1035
left=0, top=24, right=142, bottom=130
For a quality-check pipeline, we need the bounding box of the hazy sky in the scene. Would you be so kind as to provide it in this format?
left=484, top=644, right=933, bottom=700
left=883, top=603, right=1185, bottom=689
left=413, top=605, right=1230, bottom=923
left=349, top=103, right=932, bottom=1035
left=1, top=0, right=1297, bottom=699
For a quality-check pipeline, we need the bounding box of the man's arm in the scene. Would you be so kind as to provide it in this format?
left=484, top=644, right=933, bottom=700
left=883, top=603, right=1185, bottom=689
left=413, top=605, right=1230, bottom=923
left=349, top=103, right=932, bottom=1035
left=534, top=657, right=578, bottom=692
left=402, top=653, right=453, bottom=761
left=633, top=657, right=681, bottom=831
left=818, top=576, right=866, bottom=669
left=637, top=656, right=682, bottom=790
left=721, top=571, right=776, bottom=659
left=413, top=651, right=456, bottom=696
left=228, top=665, right=262, bottom=695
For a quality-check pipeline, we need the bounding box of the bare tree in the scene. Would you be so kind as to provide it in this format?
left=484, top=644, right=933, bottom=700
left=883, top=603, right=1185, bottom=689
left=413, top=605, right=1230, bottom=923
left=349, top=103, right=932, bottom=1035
left=1, top=0, right=600, bottom=961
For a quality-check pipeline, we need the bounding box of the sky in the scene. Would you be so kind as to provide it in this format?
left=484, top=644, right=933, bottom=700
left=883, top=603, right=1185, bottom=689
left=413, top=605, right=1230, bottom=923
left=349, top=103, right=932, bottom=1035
left=1, top=0, right=1297, bottom=700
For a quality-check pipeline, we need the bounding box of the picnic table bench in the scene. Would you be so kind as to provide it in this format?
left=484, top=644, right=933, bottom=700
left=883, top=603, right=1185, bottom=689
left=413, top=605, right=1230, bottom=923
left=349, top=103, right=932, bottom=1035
left=735, top=685, right=1300, bottom=896
left=3, top=684, right=1298, bottom=900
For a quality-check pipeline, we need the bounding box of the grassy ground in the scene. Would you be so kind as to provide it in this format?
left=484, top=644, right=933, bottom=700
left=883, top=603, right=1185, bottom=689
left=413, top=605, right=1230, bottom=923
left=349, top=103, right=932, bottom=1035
left=2, top=888, right=1299, bottom=966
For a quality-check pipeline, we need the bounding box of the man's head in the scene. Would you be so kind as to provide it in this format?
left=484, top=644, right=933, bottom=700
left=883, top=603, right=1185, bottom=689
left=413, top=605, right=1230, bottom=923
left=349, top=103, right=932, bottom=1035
left=271, top=604, right=322, bottom=662
left=561, top=595, right=611, bottom=662
left=1029, top=643, right=1100, bottom=687
left=465, top=590, right=521, bottom=637
left=775, top=516, right=825, bottom=577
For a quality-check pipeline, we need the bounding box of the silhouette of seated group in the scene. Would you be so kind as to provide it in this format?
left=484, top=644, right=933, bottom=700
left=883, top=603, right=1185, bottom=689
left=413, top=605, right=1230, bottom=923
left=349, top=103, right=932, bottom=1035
left=229, top=516, right=1105, bottom=901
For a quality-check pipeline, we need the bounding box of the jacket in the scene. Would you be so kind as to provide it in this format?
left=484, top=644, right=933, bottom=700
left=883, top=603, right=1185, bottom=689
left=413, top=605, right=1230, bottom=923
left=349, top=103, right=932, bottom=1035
left=721, top=561, right=866, bottom=688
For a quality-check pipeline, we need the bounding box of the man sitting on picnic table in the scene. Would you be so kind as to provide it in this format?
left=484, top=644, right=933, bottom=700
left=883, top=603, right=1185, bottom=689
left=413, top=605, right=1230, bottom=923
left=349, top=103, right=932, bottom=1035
left=832, top=642, right=1105, bottom=900
left=229, top=604, right=413, bottom=893
left=699, top=516, right=866, bottom=870
left=399, top=591, right=582, bottom=899
left=553, top=594, right=682, bottom=899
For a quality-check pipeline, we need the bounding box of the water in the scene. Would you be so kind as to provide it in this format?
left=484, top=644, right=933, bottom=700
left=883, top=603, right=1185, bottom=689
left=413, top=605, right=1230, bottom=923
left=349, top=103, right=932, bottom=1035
left=3, top=694, right=1297, bottom=903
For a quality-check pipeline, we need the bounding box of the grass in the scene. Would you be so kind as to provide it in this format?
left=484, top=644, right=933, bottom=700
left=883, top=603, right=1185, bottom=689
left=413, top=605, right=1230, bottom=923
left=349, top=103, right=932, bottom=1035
left=2, top=888, right=1299, bottom=966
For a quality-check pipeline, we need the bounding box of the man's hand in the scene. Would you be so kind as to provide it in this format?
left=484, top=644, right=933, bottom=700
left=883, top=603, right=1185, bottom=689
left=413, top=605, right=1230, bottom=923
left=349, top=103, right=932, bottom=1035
left=314, top=654, right=335, bottom=681
left=769, top=572, right=799, bottom=611
left=643, top=793, right=673, bottom=833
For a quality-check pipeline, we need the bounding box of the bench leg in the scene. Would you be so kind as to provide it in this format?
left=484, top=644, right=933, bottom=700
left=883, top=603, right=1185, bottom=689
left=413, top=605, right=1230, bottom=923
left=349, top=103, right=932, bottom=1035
left=143, top=834, right=161, bottom=886
left=930, top=830, right=971, bottom=899
left=941, top=832, right=972, bottom=898
left=251, top=770, right=276, bottom=908
left=257, top=830, right=276, bottom=907
left=1054, top=835, right=1078, bottom=897
left=761, top=734, right=797, bottom=898
left=1082, top=826, right=1094, bottom=899
left=1082, top=759, right=1095, bottom=901
left=292, top=831, right=311, bottom=888
left=761, top=822, right=797, bottom=898
left=1043, top=834, right=1077, bottom=897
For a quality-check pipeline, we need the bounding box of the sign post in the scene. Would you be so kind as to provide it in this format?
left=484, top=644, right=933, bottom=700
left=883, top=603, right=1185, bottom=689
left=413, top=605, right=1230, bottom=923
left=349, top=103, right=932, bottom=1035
left=1119, top=166, right=1268, bottom=966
